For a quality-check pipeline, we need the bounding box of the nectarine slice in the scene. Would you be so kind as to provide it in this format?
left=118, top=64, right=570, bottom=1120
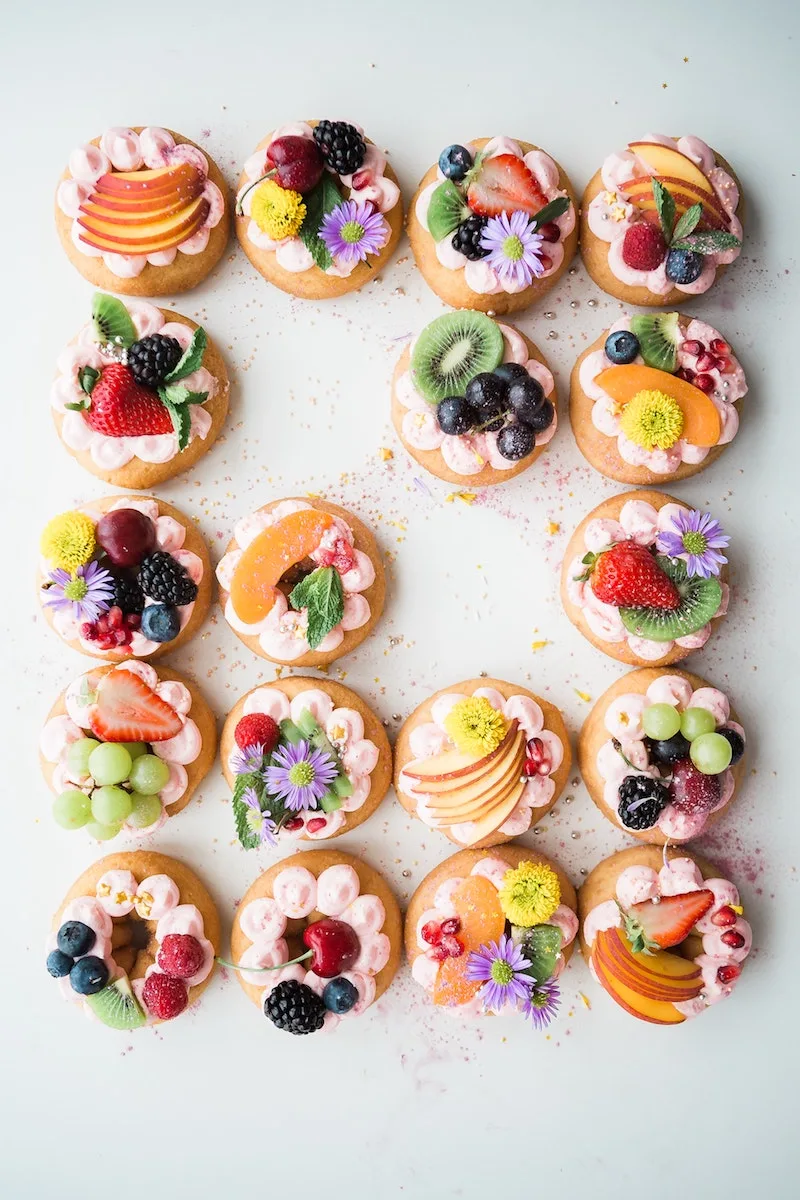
left=593, top=950, right=686, bottom=1024
left=627, top=143, right=715, bottom=198
left=596, top=364, right=721, bottom=447
left=432, top=875, right=507, bottom=1008
left=229, top=509, right=335, bottom=625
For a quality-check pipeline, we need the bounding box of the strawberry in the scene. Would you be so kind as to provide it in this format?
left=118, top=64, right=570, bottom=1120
left=624, top=889, right=715, bottom=953
left=466, top=154, right=548, bottom=218
left=587, top=541, right=680, bottom=610
left=84, top=363, right=173, bottom=439
left=88, top=669, right=183, bottom=744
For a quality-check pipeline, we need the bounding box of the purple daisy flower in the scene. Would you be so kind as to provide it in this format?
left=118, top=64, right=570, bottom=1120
left=264, top=740, right=338, bottom=812
left=319, top=199, right=389, bottom=267
left=41, top=561, right=114, bottom=621
left=230, top=743, right=266, bottom=776
left=656, top=509, right=730, bottom=579
left=241, top=787, right=278, bottom=847
left=522, top=977, right=561, bottom=1031
left=480, top=211, right=546, bottom=288
left=465, top=934, right=533, bottom=1013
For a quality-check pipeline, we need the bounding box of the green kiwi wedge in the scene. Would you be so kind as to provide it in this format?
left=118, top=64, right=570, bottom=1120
left=427, top=181, right=470, bottom=241
left=411, top=311, right=504, bottom=403
left=92, top=293, right=137, bottom=349
left=620, top=555, right=722, bottom=642
left=85, top=974, right=147, bottom=1030
left=630, top=312, right=680, bottom=373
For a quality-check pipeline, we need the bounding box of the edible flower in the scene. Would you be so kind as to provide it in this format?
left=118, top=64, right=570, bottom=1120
left=319, top=199, right=389, bottom=266
left=40, top=510, right=96, bottom=572
left=656, top=509, right=729, bottom=579
left=230, top=743, right=266, bottom=776
left=498, top=861, right=561, bottom=927
left=465, top=934, right=533, bottom=1013
left=41, top=561, right=114, bottom=622
left=251, top=180, right=306, bottom=240
left=619, top=389, right=684, bottom=450
left=241, top=787, right=278, bottom=846
left=522, top=977, right=561, bottom=1030
left=444, top=696, right=507, bottom=756
left=264, top=740, right=338, bottom=812
left=480, top=210, right=547, bottom=287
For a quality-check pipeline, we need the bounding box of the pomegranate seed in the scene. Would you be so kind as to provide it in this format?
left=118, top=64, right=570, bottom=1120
left=715, top=356, right=733, bottom=374
left=525, top=737, right=552, bottom=776
left=675, top=366, right=695, bottom=382
left=710, top=338, right=730, bottom=355
left=717, top=963, right=741, bottom=985
left=421, top=921, right=442, bottom=946
left=538, top=221, right=561, bottom=243
left=440, top=917, right=461, bottom=935
left=696, top=351, right=717, bottom=372
left=80, top=622, right=94, bottom=638
left=721, top=929, right=746, bottom=949
left=284, top=817, right=304, bottom=831
left=107, top=606, right=123, bottom=629
left=351, top=169, right=372, bottom=189
left=127, top=614, right=141, bottom=630
left=523, top=760, right=539, bottom=777
left=113, top=630, right=128, bottom=645
left=430, top=944, right=449, bottom=962
left=539, top=253, right=553, bottom=271
left=440, top=934, right=464, bottom=958
left=681, top=339, right=703, bottom=356
left=711, top=905, right=738, bottom=927
left=306, top=817, right=327, bottom=834
left=693, top=373, right=715, bottom=393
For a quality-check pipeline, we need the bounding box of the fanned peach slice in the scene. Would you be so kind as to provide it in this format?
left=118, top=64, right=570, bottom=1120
left=433, top=875, right=506, bottom=1007
left=229, top=509, right=335, bottom=625
left=596, top=363, right=722, bottom=447
left=595, top=929, right=702, bottom=1002
left=619, top=178, right=726, bottom=230
left=94, top=164, right=201, bottom=198
left=77, top=197, right=210, bottom=256
left=627, top=143, right=715, bottom=198
left=593, top=950, right=686, bottom=1024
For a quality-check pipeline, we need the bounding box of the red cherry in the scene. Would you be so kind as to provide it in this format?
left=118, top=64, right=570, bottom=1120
left=538, top=221, right=561, bottom=243
left=266, top=136, right=324, bottom=194
left=710, top=338, right=730, bottom=355
left=717, top=963, right=741, bottom=985
left=681, top=339, right=703, bottom=357
left=720, top=929, right=746, bottom=949
left=96, top=508, right=156, bottom=568
left=302, top=918, right=360, bottom=978
left=693, top=373, right=715, bottom=393
left=421, top=921, right=442, bottom=945
left=711, top=905, right=738, bottom=927
left=440, top=917, right=461, bottom=936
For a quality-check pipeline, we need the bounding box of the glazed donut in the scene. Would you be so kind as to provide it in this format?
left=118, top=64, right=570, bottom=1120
left=46, top=851, right=220, bottom=1029
left=578, top=845, right=752, bottom=1025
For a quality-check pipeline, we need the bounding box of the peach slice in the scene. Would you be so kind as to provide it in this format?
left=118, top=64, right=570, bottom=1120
left=77, top=198, right=210, bottom=256
left=408, top=723, right=519, bottom=794
left=594, top=929, right=702, bottom=1003
left=433, top=875, right=506, bottom=1008
left=595, top=363, right=722, bottom=447
left=619, top=178, right=726, bottom=230
left=93, top=164, right=201, bottom=197
left=593, top=949, right=686, bottom=1024
left=627, top=143, right=715, bottom=198
left=229, top=509, right=335, bottom=625
left=79, top=192, right=202, bottom=228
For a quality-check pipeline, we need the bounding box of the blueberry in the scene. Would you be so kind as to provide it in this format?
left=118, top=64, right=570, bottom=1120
left=57, top=920, right=96, bottom=957
left=496, top=423, right=535, bottom=461
left=719, top=727, right=745, bottom=766
left=646, top=732, right=691, bottom=766
left=525, top=399, right=554, bottom=433
left=140, top=603, right=181, bottom=643
left=493, top=362, right=529, bottom=385
left=465, top=373, right=509, bottom=431
left=507, top=377, right=545, bottom=425
left=69, top=955, right=109, bottom=996
left=665, top=248, right=704, bottom=285
left=322, top=976, right=360, bottom=1014
left=604, top=330, right=640, bottom=365
left=437, top=396, right=478, bottom=436
left=438, top=144, right=473, bottom=182
left=46, top=949, right=74, bottom=978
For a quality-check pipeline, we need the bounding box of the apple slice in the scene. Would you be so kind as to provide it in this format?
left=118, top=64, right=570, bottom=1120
left=628, top=142, right=715, bottom=198
left=425, top=732, right=525, bottom=816
left=593, top=948, right=686, bottom=1024
left=456, top=778, right=527, bottom=845
left=77, top=199, right=210, bottom=256
left=411, top=723, right=519, bottom=795
left=595, top=363, right=721, bottom=447
left=404, top=722, right=517, bottom=786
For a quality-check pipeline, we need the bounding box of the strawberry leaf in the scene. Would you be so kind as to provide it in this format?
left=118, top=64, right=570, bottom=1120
left=670, top=203, right=703, bottom=243
left=298, top=174, right=342, bottom=271
left=78, top=366, right=99, bottom=396
left=289, top=566, right=344, bottom=650
left=164, top=328, right=207, bottom=383
left=531, top=196, right=570, bottom=229
left=671, top=230, right=741, bottom=254
left=652, top=179, right=675, bottom=243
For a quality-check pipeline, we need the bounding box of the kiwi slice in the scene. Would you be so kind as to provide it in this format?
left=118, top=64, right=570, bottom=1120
left=629, top=312, right=680, bottom=373
left=92, top=293, right=137, bottom=349
left=620, top=556, right=722, bottom=642
left=411, top=312, right=504, bottom=403
left=427, top=180, right=470, bottom=241
left=85, top=974, right=147, bottom=1030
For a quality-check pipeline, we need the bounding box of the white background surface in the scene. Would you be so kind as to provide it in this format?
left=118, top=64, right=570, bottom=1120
left=2, top=1, right=798, bottom=1195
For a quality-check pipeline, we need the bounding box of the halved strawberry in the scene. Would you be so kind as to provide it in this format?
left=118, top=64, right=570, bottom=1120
left=466, top=154, right=548, bottom=218
left=83, top=363, right=173, bottom=439
left=624, top=889, right=714, bottom=953
left=88, top=669, right=183, bottom=743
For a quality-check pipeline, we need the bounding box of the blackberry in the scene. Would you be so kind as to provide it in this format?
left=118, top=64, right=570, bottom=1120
left=313, top=121, right=365, bottom=176
left=128, top=335, right=183, bottom=390
left=109, top=571, right=144, bottom=615
left=617, top=775, right=671, bottom=831
left=451, top=215, right=489, bottom=261
left=264, top=980, right=326, bottom=1035
left=138, top=552, right=198, bottom=607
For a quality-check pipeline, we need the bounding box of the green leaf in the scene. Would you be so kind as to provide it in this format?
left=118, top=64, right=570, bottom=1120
left=298, top=174, right=342, bottom=271
left=289, top=566, right=345, bottom=651
left=426, top=180, right=470, bottom=241
left=159, top=383, right=208, bottom=407
left=521, top=925, right=563, bottom=983
left=652, top=179, right=675, bottom=243
left=671, top=203, right=703, bottom=243
left=622, top=909, right=659, bottom=956
left=531, top=196, right=571, bottom=229
left=232, top=773, right=265, bottom=850
left=160, top=397, right=192, bottom=452
left=78, top=366, right=99, bottom=396
left=164, top=328, right=207, bottom=383
left=671, top=230, right=741, bottom=254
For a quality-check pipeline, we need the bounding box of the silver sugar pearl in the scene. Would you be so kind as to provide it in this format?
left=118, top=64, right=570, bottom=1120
left=580, top=868, right=588, bottom=877
left=568, top=267, right=577, bottom=275
left=565, top=794, right=574, bottom=804
left=548, top=330, right=558, bottom=340
left=392, top=713, right=401, bottom=721
left=402, top=869, right=411, bottom=878
left=570, top=300, right=579, bottom=309
left=587, top=299, right=598, bottom=308
left=544, top=311, right=556, bottom=319
left=571, top=831, right=581, bottom=840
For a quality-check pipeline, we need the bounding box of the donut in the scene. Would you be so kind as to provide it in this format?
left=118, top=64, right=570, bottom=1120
left=51, top=293, right=230, bottom=489
left=46, top=850, right=220, bottom=1029
left=580, top=133, right=744, bottom=307
left=393, top=677, right=571, bottom=849
left=229, top=850, right=402, bottom=1035
left=406, top=845, right=577, bottom=1028
left=391, top=314, right=558, bottom=486
left=407, top=136, right=577, bottom=314
left=40, top=660, right=217, bottom=843
left=38, top=494, right=212, bottom=660
left=578, top=845, right=752, bottom=1024
left=570, top=312, right=746, bottom=485
left=560, top=488, right=730, bottom=666
left=578, top=667, right=747, bottom=844
left=221, top=676, right=391, bottom=846
left=235, top=120, right=403, bottom=299
left=55, top=126, right=229, bottom=295
left=216, top=497, right=385, bottom=667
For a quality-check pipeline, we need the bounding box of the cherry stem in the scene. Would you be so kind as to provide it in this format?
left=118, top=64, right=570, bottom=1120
left=215, top=948, right=314, bottom=973
left=235, top=170, right=277, bottom=216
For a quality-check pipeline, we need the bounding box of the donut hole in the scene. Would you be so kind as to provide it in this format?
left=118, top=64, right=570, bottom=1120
left=107, top=911, right=158, bottom=980
left=278, top=556, right=316, bottom=593
left=282, top=908, right=327, bottom=963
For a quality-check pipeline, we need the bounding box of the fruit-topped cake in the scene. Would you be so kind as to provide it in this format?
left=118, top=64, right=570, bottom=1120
left=561, top=490, right=730, bottom=666
left=394, top=678, right=571, bottom=848
left=570, top=313, right=747, bottom=485
left=55, top=126, right=229, bottom=295
left=40, top=661, right=216, bottom=843
left=216, top=498, right=385, bottom=667
left=391, top=311, right=558, bottom=485
left=221, top=677, right=391, bottom=846
left=578, top=668, right=747, bottom=844
left=226, top=851, right=401, bottom=1035
left=51, top=294, right=230, bottom=488
left=580, top=134, right=743, bottom=306
left=579, top=846, right=752, bottom=1025
left=235, top=121, right=403, bottom=299
left=38, top=496, right=211, bottom=659
left=46, top=851, right=220, bottom=1029
left=406, top=846, right=578, bottom=1028
left=407, top=136, right=577, bottom=313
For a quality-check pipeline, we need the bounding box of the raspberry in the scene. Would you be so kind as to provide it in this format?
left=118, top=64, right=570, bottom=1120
left=621, top=222, right=667, bottom=271
left=234, top=713, right=280, bottom=753
left=142, top=972, right=189, bottom=1020
left=156, top=934, right=205, bottom=979
left=670, top=758, right=721, bottom=815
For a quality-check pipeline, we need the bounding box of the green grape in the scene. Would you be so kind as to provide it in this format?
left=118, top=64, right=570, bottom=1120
left=642, top=703, right=681, bottom=740
left=690, top=732, right=732, bottom=775
left=86, top=820, right=123, bottom=842
left=88, top=743, right=133, bottom=786
left=680, top=707, right=716, bottom=741
left=91, top=785, right=133, bottom=825
left=128, top=754, right=170, bottom=796
left=66, top=738, right=100, bottom=778
left=53, top=789, right=91, bottom=830
left=128, top=792, right=163, bottom=829
left=120, top=742, right=148, bottom=761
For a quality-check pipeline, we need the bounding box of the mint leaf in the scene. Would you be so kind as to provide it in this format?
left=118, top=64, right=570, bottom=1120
left=521, top=924, right=562, bottom=983
left=78, top=366, right=99, bottom=396
left=298, top=175, right=342, bottom=271
left=652, top=179, right=675, bottom=243
left=289, top=566, right=344, bottom=651
left=671, top=230, right=741, bottom=254
left=232, top=773, right=265, bottom=850
left=531, top=196, right=570, bottom=229
left=671, top=203, right=703, bottom=243
left=160, top=397, right=192, bottom=451
left=164, top=328, right=207, bottom=383
left=159, top=383, right=208, bottom=407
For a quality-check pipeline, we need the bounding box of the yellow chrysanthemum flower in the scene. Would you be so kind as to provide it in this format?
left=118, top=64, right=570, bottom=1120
left=40, top=511, right=95, bottom=572
left=619, top=389, right=684, bottom=451
left=250, top=180, right=307, bottom=240
left=499, top=861, right=561, bottom=927
left=444, top=696, right=507, bottom=756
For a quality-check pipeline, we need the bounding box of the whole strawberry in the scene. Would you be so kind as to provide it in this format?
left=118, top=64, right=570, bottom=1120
left=586, top=540, right=680, bottom=610
left=83, top=363, right=173, bottom=438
